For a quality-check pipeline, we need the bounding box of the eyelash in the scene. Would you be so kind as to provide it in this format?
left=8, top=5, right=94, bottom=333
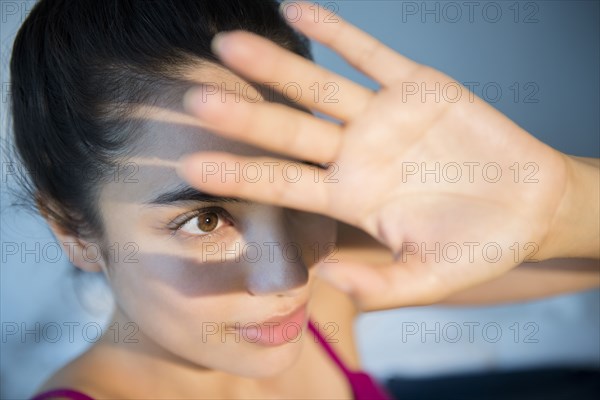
left=167, top=206, right=233, bottom=240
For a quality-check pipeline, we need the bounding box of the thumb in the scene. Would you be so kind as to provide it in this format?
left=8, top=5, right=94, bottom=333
left=315, top=260, right=448, bottom=310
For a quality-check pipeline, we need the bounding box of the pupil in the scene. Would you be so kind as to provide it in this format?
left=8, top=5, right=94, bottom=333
left=197, top=212, right=218, bottom=232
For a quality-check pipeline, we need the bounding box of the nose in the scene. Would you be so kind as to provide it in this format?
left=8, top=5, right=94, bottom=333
left=245, top=242, right=309, bottom=296
left=242, top=207, right=310, bottom=296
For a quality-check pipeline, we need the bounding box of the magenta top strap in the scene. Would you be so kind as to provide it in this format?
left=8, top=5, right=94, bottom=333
left=308, top=319, right=352, bottom=374
left=308, top=319, right=393, bottom=400
left=31, top=388, right=94, bottom=400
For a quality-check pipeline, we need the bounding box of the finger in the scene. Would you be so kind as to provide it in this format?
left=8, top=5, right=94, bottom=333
left=211, top=31, right=374, bottom=122
left=281, top=2, right=422, bottom=85
left=184, top=88, right=343, bottom=164
left=178, top=152, right=337, bottom=217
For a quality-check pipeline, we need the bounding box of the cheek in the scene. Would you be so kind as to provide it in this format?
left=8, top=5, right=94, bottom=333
left=103, top=255, right=231, bottom=356
left=135, top=253, right=250, bottom=296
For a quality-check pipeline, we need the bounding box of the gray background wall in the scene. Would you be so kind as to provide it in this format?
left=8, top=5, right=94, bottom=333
left=1, top=1, right=599, bottom=399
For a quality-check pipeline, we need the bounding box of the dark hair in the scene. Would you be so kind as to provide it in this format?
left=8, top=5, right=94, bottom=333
left=10, top=0, right=311, bottom=238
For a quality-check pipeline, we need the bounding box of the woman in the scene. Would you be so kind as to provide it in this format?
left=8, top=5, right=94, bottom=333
left=10, top=0, right=598, bottom=399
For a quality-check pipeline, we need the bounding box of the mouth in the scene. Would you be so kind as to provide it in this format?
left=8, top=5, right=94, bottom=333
left=233, top=302, right=309, bottom=347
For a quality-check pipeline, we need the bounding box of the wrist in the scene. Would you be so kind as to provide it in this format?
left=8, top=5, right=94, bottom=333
left=538, top=154, right=600, bottom=260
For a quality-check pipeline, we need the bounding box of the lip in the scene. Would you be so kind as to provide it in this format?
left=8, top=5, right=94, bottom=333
left=258, top=302, right=308, bottom=325
left=235, top=302, right=308, bottom=347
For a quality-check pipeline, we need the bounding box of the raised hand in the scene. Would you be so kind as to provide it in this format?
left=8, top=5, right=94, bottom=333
left=178, top=2, right=597, bottom=310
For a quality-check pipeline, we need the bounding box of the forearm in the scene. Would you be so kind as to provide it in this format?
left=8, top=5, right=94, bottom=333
left=440, top=258, right=599, bottom=305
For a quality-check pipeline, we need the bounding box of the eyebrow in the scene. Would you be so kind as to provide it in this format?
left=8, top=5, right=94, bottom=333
left=145, top=185, right=244, bottom=206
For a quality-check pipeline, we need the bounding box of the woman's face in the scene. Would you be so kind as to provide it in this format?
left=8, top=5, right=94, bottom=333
left=96, top=65, right=336, bottom=377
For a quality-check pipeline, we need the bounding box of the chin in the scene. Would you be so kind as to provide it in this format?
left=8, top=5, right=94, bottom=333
left=211, top=334, right=307, bottom=378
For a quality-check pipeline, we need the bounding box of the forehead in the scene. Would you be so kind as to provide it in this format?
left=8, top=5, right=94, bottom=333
left=101, top=64, right=275, bottom=204
left=137, top=64, right=267, bottom=159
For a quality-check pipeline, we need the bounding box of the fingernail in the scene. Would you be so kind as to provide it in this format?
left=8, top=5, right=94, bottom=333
left=176, top=154, right=203, bottom=182
left=211, top=32, right=230, bottom=56
left=279, top=1, right=298, bottom=20
left=183, top=87, right=203, bottom=114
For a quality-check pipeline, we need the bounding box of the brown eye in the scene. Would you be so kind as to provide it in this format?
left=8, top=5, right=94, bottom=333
left=197, top=212, right=218, bottom=232
left=178, top=210, right=226, bottom=236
